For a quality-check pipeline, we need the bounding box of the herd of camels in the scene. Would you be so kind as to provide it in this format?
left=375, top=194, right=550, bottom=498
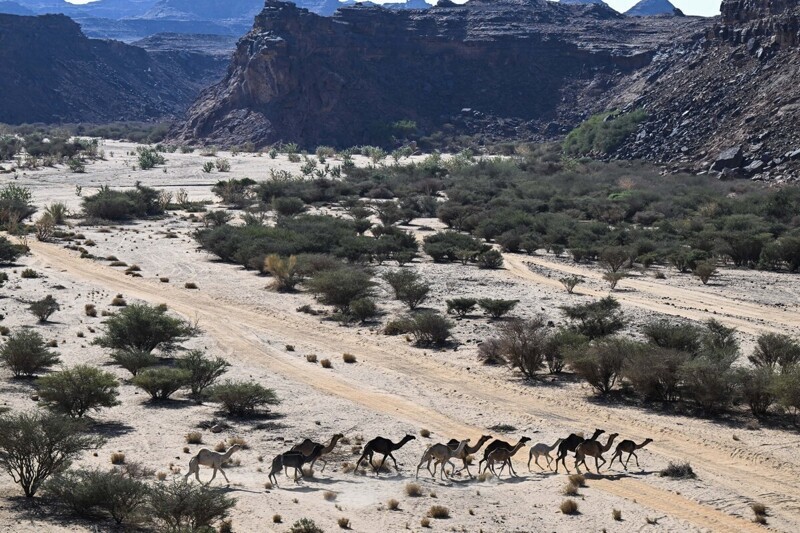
left=185, top=429, right=653, bottom=486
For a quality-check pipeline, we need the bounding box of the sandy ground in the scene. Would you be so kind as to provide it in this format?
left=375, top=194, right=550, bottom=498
left=0, top=141, right=798, bottom=532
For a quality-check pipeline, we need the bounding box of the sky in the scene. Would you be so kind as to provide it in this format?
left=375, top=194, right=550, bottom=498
left=65, top=1, right=722, bottom=18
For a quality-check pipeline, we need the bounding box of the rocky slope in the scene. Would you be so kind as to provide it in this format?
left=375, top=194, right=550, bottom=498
left=606, top=0, right=800, bottom=181
left=625, top=0, right=683, bottom=17
left=174, top=0, right=705, bottom=148
left=0, top=14, right=226, bottom=124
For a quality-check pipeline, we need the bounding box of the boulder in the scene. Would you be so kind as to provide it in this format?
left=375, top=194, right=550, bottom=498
left=710, top=145, right=744, bottom=171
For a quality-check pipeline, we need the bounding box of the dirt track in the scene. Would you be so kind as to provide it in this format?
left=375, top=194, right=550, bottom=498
left=26, top=239, right=800, bottom=532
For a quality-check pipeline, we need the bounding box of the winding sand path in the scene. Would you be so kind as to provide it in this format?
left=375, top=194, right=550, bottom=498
left=27, top=240, right=799, bottom=532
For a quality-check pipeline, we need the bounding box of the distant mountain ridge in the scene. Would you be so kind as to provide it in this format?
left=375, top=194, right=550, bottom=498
left=625, top=0, right=683, bottom=17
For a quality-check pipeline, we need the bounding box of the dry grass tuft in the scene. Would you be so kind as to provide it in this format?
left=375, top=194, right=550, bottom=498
left=160, top=277, right=170, bottom=283
left=612, top=509, right=622, bottom=521
left=323, top=490, right=337, bottom=501
left=302, top=466, right=315, bottom=478
left=110, top=452, right=125, bottom=465
left=156, top=471, right=167, bottom=481
left=387, top=498, right=400, bottom=511
left=751, top=503, right=767, bottom=517
left=183, top=446, right=190, bottom=454
left=306, top=354, right=318, bottom=363
left=214, top=442, right=226, bottom=453
left=111, top=297, right=127, bottom=307
left=478, top=471, right=493, bottom=482
left=562, top=483, right=579, bottom=496
left=228, top=436, right=248, bottom=449
left=420, top=517, right=431, bottom=528
left=341, top=462, right=356, bottom=474
left=272, top=513, right=281, bottom=523
left=265, top=482, right=274, bottom=491
left=185, top=282, right=198, bottom=289
left=321, top=358, right=332, bottom=369
left=185, top=432, right=203, bottom=444
left=342, top=353, right=357, bottom=364
left=84, top=304, right=97, bottom=317
left=405, top=482, right=423, bottom=497
left=337, top=517, right=351, bottom=529
left=420, top=428, right=431, bottom=438
left=427, top=505, right=449, bottom=519
left=568, top=474, right=586, bottom=487
left=560, top=499, right=579, bottom=515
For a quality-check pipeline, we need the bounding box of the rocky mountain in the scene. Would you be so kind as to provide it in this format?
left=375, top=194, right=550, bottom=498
left=174, top=0, right=705, bottom=148
left=606, top=0, right=800, bottom=180
left=625, top=0, right=683, bottom=17
left=560, top=0, right=607, bottom=6
left=0, top=14, right=227, bottom=124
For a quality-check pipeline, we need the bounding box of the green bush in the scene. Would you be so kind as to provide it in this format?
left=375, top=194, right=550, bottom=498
left=110, top=350, right=159, bottom=376
left=561, top=297, right=625, bottom=339
left=136, top=146, right=165, bottom=170
left=44, top=468, right=149, bottom=524
left=383, top=269, right=430, bottom=310
left=623, top=346, right=688, bottom=402
left=28, top=295, right=60, bottom=322
left=422, top=232, right=483, bottom=263
left=478, top=298, right=519, bottom=319
left=37, top=365, right=120, bottom=418
left=0, top=329, right=60, bottom=377
left=94, top=303, right=195, bottom=354
left=408, top=312, right=453, bottom=346
left=289, top=518, right=324, bottom=533
left=0, top=411, right=104, bottom=497
left=679, top=356, right=737, bottom=415
left=641, top=321, right=702, bottom=355
left=563, top=109, right=647, bottom=156
left=0, top=183, right=36, bottom=228
left=307, top=267, right=374, bottom=313
left=749, top=333, right=800, bottom=372
left=82, top=184, right=164, bottom=221
left=492, top=318, right=550, bottom=380
left=132, top=368, right=191, bottom=401
left=477, top=249, right=504, bottom=269
left=446, top=298, right=477, bottom=317
left=176, top=350, right=230, bottom=396
left=273, top=196, right=306, bottom=217
left=735, top=367, right=776, bottom=417
left=149, top=479, right=236, bottom=532
left=0, top=236, right=26, bottom=264
left=208, top=380, right=279, bottom=416
left=567, top=337, right=636, bottom=395
left=350, top=298, right=379, bottom=323
left=772, top=365, right=800, bottom=417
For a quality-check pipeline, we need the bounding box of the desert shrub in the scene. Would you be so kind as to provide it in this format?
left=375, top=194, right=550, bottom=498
left=384, top=317, right=413, bottom=336
left=44, top=468, right=149, bottom=524
left=148, top=479, right=236, bottom=532
left=82, top=184, right=164, bottom=221
left=20, top=268, right=38, bottom=279
left=478, top=338, right=506, bottom=365
left=0, top=236, right=26, bottom=264
left=561, top=296, right=625, bottom=339
left=337, top=517, right=350, bottom=529
left=559, top=498, right=579, bottom=515
left=680, top=356, right=737, bottom=414
left=422, top=231, right=482, bottom=263
left=94, top=303, right=195, bottom=354
left=131, top=368, right=191, bottom=400
left=567, top=337, right=636, bottom=395
left=44, top=202, right=69, bottom=224
left=477, top=249, right=504, bottom=269
left=85, top=304, right=97, bottom=317
left=561, top=482, right=579, bottom=496
left=641, top=320, right=702, bottom=355
left=350, top=298, right=378, bottom=323
left=0, top=329, right=61, bottom=377
left=202, top=161, right=215, bottom=173
left=37, top=365, right=120, bottom=418
left=624, top=346, right=688, bottom=402
left=176, top=350, right=230, bottom=396
left=749, top=333, right=800, bottom=372
left=693, top=261, right=717, bottom=285
left=563, top=109, right=647, bottom=156
left=28, top=295, right=60, bottom=322
left=491, top=317, right=550, bottom=380
left=772, top=365, right=800, bottom=417
left=408, top=312, right=453, bottom=346
left=273, top=196, right=306, bottom=217
left=289, top=518, right=324, bottom=533
left=612, top=509, right=622, bottom=521
left=383, top=270, right=430, bottom=310
left=307, top=267, right=374, bottom=313
left=34, top=213, right=55, bottom=241
left=446, top=298, right=478, bottom=317
left=477, top=298, right=519, bottom=319
left=659, top=462, right=696, bottom=479
left=427, top=505, right=450, bottom=519
left=599, top=246, right=631, bottom=273
left=0, top=183, right=36, bottom=228
left=405, top=482, right=423, bottom=497
left=264, top=254, right=301, bottom=292
left=603, top=271, right=626, bottom=290
left=215, top=158, right=230, bottom=172
left=110, top=350, right=158, bottom=376
left=735, top=367, right=776, bottom=417
left=320, top=358, right=332, bottom=369
left=343, top=353, right=357, bottom=364
left=208, top=380, right=279, bottom=416
left=0, top=411, right=103, bottom=497
left=136, top=147, right=165, bottom=170
left=546, top=329, right=587, bottom=374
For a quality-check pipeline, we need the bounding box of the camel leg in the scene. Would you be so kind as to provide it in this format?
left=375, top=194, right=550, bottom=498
left=219, top=467, right=230, bottom=484
left=624, top=453, right=632, bottom=470
left=388, top=452, right=400, bottom=472
left=597, top=455, right=606, bottom=473
left=462, top=459, right=473, bottom=478
left=319, top=458, right=328, bottom=473
left=632, top=452, right=640, bottom=468
left=527, top=452, right=534, bottom=472
left=608, top=452, right=619, bottom=470
left=534, top=455, right=544, bottom=470
left=194, top=466, right=202, bottom=483
left=376, top=454, right=389, bottom=474
left=545, top=453, right=554, bottom=470
left=445, top=460, right=457, bottom=479
left=207, top=467, right=217, bottom=485
left=594, top=456, right=602, bottom=474
left=509, top=460, right=519, bottom=477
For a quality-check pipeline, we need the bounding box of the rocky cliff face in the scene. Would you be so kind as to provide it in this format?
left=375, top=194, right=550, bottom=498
left=0, top=14, right=226, bottom=124
left=174, top=0, right=704, bottom=148
left=606, top=0, right=800, bottom=181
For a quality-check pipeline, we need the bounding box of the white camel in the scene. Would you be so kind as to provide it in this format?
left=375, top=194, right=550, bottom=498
left=184, top=444, right=242, bottom=485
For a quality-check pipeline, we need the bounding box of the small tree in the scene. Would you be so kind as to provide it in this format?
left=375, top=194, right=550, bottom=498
left=383, top=270, right=430, bottom=310
left=623, top=346, right=688, bottom=402
left=477, top=249, right=504, bottom=269
left=350, top=298, right=378, bottom=323
left=149, top=479, right=236, bottom=532
left=495, top=317, right=550, bottom=380
left=599, top=247, right=630, bottom=273
left=408, top=312, right=453, bottom=346
left=561, top=297, right=625, bottom=339
left=546, top=329, right=588, bottom=374
left=0, top=329, right=60, bottom=377
left=680, top=356, right=737, bottom=415
left=209, top=380, right=279, bottom=416
left=477, top=298, right=519, bottom=319
left=693, top=261, right=717, bottom=285
left=559, top=275, right=583, bottom=294
left=446, top=298, right=478, bottom=317
left=131, top=368, right=190, bottom=401
left=749, top=333, right=800, bottom=372
left=34, top=213, right=55, bottom=242
left=0, top=411, right=104, bottom=497
left=642, top=320, right=702, bottom=355
left=567, top=337, right=634, bottom=395
left=735, top=367, right=776, bottom=417
left=37, top=365, right=120, bottom=418
left=264, top=255, right=301, bottom=292
left=28, top=295, right=60, bottom=322
left=602, top=272, right=626, bottom=291
left=176, top=350, right=230, bottom=396
left=94, top=304, right=195, bottom=354
left=110, top=350, right=158, bottom=376
left=307, top=267, right=374, bottom=314
left=772, top=365, right=800, bottom=418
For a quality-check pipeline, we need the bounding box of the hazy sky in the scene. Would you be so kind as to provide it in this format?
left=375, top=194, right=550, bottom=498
left=66, top=0, right=722, bottom=18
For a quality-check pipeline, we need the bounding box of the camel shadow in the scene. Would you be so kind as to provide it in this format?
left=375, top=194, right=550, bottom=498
left=304, top=476, right=360, bottom=486
left=86, top=421, right=135, bottom=438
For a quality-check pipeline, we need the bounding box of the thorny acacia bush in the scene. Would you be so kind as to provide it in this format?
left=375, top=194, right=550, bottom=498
left=94, top=303, right=195, bottom=354
left=82, top=184, right=164, bottom=221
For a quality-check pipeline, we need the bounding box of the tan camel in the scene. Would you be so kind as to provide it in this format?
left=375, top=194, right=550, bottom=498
left=184, top=444, right=242, bottom=485
left=608, top=438, right=653, bottom=470
left=527, top=438, right=563, bottom=471
left=291, top=433, right=343, bottom=472
left=416, top=439, right=470, bottom=480
left=447, top=434, right=493, bottom=477
left=485, top=437, right=531, bottom=478
left=554, top=428, right=605, bottom=473
left=574, top=433, right=619, bottom=474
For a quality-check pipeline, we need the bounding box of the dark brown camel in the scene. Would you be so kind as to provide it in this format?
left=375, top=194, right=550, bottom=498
left=354, top=435, right=416, bottom=475
left=574, top=433, right=619, bottom=474
left=446, top=434, right=493, bottom=477
left=608, top=438, right=653, bottom=470
left=554, top=428, right=605, bottom=473
left=268, top=444, right=324, bottom=486
left=478, top=436, right=530, bottom=474
left=291, top=433, right=343, bottom=472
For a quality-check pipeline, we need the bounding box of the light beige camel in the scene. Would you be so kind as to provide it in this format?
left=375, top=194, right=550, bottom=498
left=184, top=444, right=242, bottom=485
left=291, top=433, right=343, bottom=472
left=446, top=434, right=492, bottom=478
left=527, top=438, right=563, bottom=471
left=486, top=437, right=531, bottom=478
left=416, top=439, right=470, bottom=480
left=574, top=433, right=619, bottom=474
left=608, top=438, right=653, bottom=470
